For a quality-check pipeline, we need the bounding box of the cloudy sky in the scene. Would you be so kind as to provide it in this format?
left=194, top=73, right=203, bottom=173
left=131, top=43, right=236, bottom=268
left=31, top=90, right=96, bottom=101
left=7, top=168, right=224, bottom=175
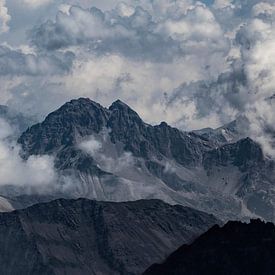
left=0, top=0, right=275, bottom=154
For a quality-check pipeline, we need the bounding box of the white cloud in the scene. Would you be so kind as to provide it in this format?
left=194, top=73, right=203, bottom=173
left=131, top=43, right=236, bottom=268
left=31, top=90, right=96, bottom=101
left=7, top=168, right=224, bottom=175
left=0, top=119, right=57, bottom=191
left=79, top=134, right=135, bottom=174
left=116, top=2, right=135, bottom=17
left=0, top=118, right=13, bottom=139
left=213, top=0, right=234, bottom=9
left=0, top=0, right=10, bottom=33
left=23, top=0, right=53, bottom=8
left=79, top=136, right=102, bottom=155
left=252, top=2, right=275, bottom=17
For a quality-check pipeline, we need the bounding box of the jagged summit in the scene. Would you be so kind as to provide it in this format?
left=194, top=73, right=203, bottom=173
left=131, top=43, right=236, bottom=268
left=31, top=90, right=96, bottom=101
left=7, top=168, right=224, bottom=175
left=48, top=97, right=109, bottom=118
left=18, top=98, right=209, bottom=164
left=18, top=98, right=110, bottom=155
left=109, top=99, right=132, bottom=110
left=108, top=99, right=143, bottom=125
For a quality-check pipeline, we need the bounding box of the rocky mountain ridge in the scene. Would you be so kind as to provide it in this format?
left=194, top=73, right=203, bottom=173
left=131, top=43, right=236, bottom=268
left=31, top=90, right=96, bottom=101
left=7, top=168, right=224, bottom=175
left=0, top=198, right=219, bottom=275
left=2, top=98, right=274, bottom=222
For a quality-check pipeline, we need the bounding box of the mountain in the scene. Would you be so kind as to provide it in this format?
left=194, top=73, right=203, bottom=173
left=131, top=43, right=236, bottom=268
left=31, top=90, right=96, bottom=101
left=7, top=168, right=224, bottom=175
left=0, top=198, right=219, bottom=275
left=15, top=98, right=275, bottom=222
left=18, top=98, right=209, bottom=165
left=192, top=116, right=249, bottom=146
left=144, top=219, right=275, bottom=275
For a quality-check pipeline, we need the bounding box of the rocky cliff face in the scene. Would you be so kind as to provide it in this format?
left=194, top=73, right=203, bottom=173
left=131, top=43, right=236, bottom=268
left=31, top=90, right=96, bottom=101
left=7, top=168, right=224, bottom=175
left=0, top=198, right=219, bottom=275
left=15, top=98, right=275, bottom=222
left=203, top=137, right=265, bottom=171
left=144, top=219, right=275, bottom=275
left=19, top=98, right=209, bottom=166
left=18, top=99, right=109, bottom=156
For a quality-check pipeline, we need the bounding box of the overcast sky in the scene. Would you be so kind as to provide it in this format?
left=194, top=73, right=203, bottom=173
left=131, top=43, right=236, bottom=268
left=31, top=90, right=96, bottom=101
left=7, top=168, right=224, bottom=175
left=0, top=0, right=275, bottom=154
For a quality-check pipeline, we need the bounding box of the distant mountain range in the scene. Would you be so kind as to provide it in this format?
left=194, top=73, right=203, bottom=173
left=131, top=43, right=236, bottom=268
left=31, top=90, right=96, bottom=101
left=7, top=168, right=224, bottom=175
left=5, top=97, right=271, bottom=222
left=144, top=219, right=275, bottom=275
left=0, top=198, right=218, bottom=275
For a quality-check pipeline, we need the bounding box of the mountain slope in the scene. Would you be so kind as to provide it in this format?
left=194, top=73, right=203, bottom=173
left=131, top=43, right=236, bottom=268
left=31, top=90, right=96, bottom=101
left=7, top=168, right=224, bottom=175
left=144, top=219, right=275, bottom=275
left=0, top=198, right=219, bottom=275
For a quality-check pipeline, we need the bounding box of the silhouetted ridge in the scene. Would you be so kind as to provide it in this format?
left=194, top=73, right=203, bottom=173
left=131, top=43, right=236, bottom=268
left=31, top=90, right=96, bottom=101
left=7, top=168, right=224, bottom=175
left=144, top=219, right=275, bottom=275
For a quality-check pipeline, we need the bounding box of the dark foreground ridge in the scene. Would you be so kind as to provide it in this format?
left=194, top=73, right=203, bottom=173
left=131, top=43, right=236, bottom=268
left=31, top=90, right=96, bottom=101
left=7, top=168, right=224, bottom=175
left=0, top=198, right=219, bottom=275
left=144, top=219, right=275, bottom=275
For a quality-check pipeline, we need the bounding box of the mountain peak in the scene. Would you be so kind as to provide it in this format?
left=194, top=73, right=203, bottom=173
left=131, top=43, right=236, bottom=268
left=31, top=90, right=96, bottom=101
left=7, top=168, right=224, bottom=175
left=109, top=99, right=136, bottom=113
left=60, top=97, right=105, bottom=111
left=110, top=99, right=126, bottom=107
left=109, top=99, right=143, bottom=122
left=18, top=98, right=110, bottom=155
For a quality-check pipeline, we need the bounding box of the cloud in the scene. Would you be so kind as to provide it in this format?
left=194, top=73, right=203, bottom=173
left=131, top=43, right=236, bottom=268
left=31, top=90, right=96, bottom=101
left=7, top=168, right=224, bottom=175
left=165, top=62, right=247, bottom=129
left=213, top=0, right=234, bottom=9
left=0, top=118, right=57, bottom=192
left=0, top=45, right=74, bottom=76
left=30, top=5, right=182, bottom=62
left=79, top=133, right=135, bottom=174
left=79, top=136, right=102, bottom=155
left=0, top=0, right=10, bottom=33
left=0, top=118, right=13, bottom=139
left=30, top=3, right=228, bottom=62
left=22, top=0, right=53, bottom=8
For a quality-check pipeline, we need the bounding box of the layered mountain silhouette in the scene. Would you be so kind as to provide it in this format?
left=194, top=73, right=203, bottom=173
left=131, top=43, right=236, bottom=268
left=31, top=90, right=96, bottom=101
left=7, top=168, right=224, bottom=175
left=144, top=219, right=275, bottom=275
left=15, top=98, right=275, bottom=221
left=0, top=198, right=218, bottom=275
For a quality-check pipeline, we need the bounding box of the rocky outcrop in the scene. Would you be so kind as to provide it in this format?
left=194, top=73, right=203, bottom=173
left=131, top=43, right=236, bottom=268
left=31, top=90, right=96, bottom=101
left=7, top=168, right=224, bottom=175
left=203, top=137, right=265, bottom=171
